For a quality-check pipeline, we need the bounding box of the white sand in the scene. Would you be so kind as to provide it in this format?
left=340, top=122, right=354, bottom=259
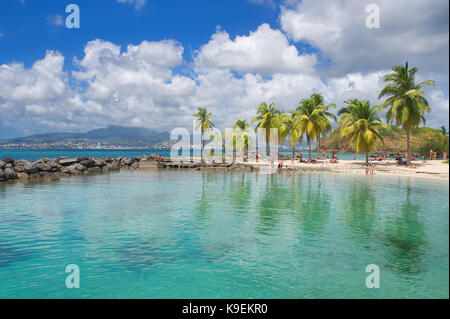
left=246, top=159, right=449, bottom=180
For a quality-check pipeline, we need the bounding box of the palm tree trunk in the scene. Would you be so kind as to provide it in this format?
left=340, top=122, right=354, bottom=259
left=292, top=145, right=295, bottom=159
left=366, top=152, right=369, bottom=164
left=201, top=130, right=204, bottom=164
left=266, top=131, right=270, bottom=156
left=308, top=137, right=312, bottom=162
left=406, top=130, right=411, bottom=165
left=318, top=134, right=321, bottom=152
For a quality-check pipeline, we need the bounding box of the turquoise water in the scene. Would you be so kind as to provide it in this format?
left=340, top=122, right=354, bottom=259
left=0, top=170, right=448, bottom=298
left=0, top=149, right=366, bottom=161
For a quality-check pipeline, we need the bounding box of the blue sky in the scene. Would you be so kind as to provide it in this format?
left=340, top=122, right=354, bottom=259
left=0, top=0, right=448, bottom=138
left=0, top=0, right=285, bottom=68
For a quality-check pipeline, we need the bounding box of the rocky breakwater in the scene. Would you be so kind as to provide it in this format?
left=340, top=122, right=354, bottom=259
left=0, top=155, right=148, bottom=183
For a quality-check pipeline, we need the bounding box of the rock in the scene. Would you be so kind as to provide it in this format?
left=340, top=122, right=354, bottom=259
left=59, top=158, right=78, bottom=166
left=2, top=157, right=14, bottom=165
left=24, top=164, right=38, bottom=174
left=17, top=172, right=29, bottom=182
left=131, top=162, right=139, bottom=169
left=14, top=165, right=25, bottom=173
left=87, top=166, right=101, bottom=173
left=80, top=159, right=95, bottom=168
left=36, top=163, right=52, bottom=172
left=93, top=159, right=106, bottom=168
left=77, top=156, right=89, bottom=162
left=4, top=163, right=12, bottom=169
left=0, top=160, right=5, bottom=169
left=4, top=167, right=17, bottom=180
left=102, top=166, right=110, bottom=173
left=108, top=161, right=120, bottom=170
left=120, top=157, right=133, bottom=166
left=0, top=169, right=5, bottom=180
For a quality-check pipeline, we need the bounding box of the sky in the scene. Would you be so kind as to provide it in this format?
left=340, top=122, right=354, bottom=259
left=0, top=0, right=448, bottom=138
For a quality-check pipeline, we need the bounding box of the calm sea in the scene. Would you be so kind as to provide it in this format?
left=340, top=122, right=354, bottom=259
left=0, top=170, right=448, bottom=298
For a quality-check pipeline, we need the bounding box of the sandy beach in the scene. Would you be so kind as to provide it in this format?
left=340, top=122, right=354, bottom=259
left=244, top=158, right=449, bottom=180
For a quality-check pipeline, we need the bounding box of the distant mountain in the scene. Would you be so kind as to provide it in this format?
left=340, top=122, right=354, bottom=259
left=0, top=125, right=171, bottom=147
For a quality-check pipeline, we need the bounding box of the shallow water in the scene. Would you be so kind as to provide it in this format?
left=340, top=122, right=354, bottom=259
left=0, top=170, right=448, bottom=298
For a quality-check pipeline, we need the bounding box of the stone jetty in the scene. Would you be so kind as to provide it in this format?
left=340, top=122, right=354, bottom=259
left=0, top=154, right=255, bottom=184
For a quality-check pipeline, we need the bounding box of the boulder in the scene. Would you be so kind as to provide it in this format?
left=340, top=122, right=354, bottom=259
left=87, top=166, right=102, bottom=173
left=120, top=157, right=133, bottom=166
left=77, top=156, right=89, bottom=162
left=0, top=160, right=5, bottom=169
left=80, top=159, right=95, bottom=168
left=109, top=161, right=120, bottom=170
left=4, top=163, right=12, bottom=169
left=14, top=165, right=25, bottom=173
left=93, top=159, right=106, bottom=168
left=0, top=169, right=5, bottom=180
left=24, top=164, right=38, bottom=174
left=17, top=172, right=29, bottom=182
left=36, top=163, right=52, bottom=172
left=59, top=158, right=78, bottom=166
left=4, top=167, right=17, bottom=180
left=131, top=162, right=139, bottom=169
left=2, top=157, right=14, bottom=165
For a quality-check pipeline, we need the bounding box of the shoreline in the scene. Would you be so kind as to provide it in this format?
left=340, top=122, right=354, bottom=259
left=1, top=154, right=448, bottom=184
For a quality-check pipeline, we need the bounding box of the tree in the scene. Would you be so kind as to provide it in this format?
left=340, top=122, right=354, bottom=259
left=439, top=126, right=448, bottom=136
left=280, top=111, right=301, bottom=159
left=379, top=62, right=434, bottom=164
left=252, top=102, right=281, bottom=156
left=193, top=107, right=215, bottom=163
left=338, top=99, right=384, bottom=163
left=233, top=119, right=250, bottom=161
left=295, top=96, right=329, bottom=162
left=309, top=93, right=337, bottom=152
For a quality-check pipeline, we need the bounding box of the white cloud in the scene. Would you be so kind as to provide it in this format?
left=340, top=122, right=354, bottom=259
left=280, top=0, right=449, bottom=76
left=0, top=13, right=448, bottom=137
left=117, top=0, right=147, bottom=10
left=195, top=24, right=317, bottom=75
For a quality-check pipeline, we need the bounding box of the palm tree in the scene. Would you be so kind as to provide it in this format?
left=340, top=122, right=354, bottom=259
left=379, top=62, right=434, bottom=164
left=233, top=119, right=250, bottom=161
left=295, top=96, right=329, bottom=162
left=439, top=126, right=448, bottom=136
left=280, top=111, right=301, bottom=159
left=310, top=93, right=337, bottom=152
left=338, top=99, right=384, bottom=163
left=193, top=107, right=215, bottom=163
left=252, top=102, right=281, bottom=156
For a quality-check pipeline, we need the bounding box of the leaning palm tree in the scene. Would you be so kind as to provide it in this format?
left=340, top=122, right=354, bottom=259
left=338, top=99, right=384, bottom=163
left=193, top=107, right=215, bottom=163
left=252, top=102, right=281, bottom=156
left=295, top=96, right=329, bottom=162
left=280, top=111, right=301, bottom=159
left=233, top=119, right=250, bottom=161
left=379, top=62, right=434, bottom=164
left=310, top=93, right=337, bottom=151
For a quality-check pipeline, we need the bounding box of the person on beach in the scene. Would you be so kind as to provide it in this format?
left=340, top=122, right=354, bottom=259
left=365, top=162, right=375, bottom=175
left=430, top=149, right=433, bottom=160
left=256, top=152, right=259, bottom=163
left=444, top=152, right=447, bottom=160
left=321, top=151, right=326, bottom=160
left=298, top=153, right=303, bottom=163
left=278, top=160, right=283, bottom=169
left=312, top=156, right=318, bottom=164
left=434, top=151, right=437, bottom=160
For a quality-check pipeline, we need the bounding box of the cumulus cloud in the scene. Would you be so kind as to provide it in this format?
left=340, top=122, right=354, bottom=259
left=195, top=24, right=317, bottom=75
left=280, top=0, right=449, bottom=76
left=0, top=3, right=448, bottom=137
left=117, top=0, right=147, bottom=10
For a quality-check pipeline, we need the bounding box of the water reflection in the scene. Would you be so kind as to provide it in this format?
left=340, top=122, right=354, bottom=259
left=382, top=180, right=427, bottom=274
